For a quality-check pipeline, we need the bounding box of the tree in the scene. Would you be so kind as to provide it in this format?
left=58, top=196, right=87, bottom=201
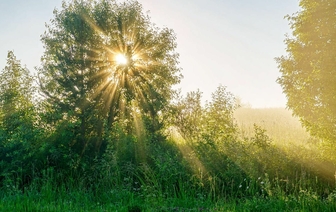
left=173, top=90, right=204, bottom=140
left=0, top=51, right=38, bottom=188
left=170, top=85, right=237, bottom=144
left=203, top=85, right=237, bottom=143
left=38, top=0, right=181, bottom=156
left=276, top=0, right=336, bottom=142
left=0, top=51, right=35, bottom=141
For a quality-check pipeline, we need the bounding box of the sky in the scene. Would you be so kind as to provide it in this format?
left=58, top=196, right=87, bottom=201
left=0, top=0, right=300, bottom=108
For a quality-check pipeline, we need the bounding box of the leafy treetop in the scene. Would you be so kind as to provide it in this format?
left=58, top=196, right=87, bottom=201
left=276, top=0, right=336, bottom=142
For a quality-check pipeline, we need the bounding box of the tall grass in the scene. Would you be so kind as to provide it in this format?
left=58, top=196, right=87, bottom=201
left=1, top=169, right=336, bottom=211
left=2, top=107, right=336, bottom=211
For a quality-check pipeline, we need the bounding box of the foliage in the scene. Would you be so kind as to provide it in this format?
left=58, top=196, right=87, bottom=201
left=0, top=51, right=35, bottom=138
left=171, top=85, right=237, bottom=143
left=38, top=0, right=181, bottom=159
left=0, top=51, right=42, bottom=189
left=2, top=0, right=336, bottom=211
left=276, top=0, right=336, bottom=142
left=171, top=90, right=204, bottom=140
left=202, top=85, right=237, bottom=143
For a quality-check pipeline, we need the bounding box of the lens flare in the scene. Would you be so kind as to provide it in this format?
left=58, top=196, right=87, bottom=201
left=115, top=54, right=128, bottom=65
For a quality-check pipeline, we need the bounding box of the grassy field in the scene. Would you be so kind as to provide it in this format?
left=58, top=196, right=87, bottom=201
left=234, top=107, right=311, bottom=145
left=1, top=107, right=336, bottom=211
left=1, top=183, right=336, bottom=211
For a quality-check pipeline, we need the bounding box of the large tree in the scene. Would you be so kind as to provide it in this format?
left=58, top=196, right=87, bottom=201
left=276, top=0, right=336, bottom=142
left=38, top=0, right=181, bottom=155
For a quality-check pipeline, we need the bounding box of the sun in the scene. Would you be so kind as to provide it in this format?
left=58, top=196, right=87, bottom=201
left=115, top=54, right=128, bottom=65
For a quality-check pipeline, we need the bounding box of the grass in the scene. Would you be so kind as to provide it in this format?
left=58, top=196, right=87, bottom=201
left=1, top=186, right=336, bottom=211
left=1, top=172, right=336, bottom=212
left=2, top=107, right=336, bottom=211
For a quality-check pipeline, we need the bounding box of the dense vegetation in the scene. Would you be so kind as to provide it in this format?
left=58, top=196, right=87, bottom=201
left=1, top=0, right=336, bottom=211
left=277, top=0, right=336, bottom=142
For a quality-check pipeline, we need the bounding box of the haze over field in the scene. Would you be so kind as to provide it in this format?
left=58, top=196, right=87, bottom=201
left=2, top=1, right=336, bottom=211
left=0, top=0, right=300, bottom=108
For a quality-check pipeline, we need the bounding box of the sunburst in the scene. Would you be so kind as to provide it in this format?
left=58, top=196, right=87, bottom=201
left=77, top=2, right=174, bottom=134
left=115, top=54, right=128, bottom=65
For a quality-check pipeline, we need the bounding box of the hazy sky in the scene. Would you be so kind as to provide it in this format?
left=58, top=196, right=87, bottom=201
left=0, top=0, right=300, bottom=108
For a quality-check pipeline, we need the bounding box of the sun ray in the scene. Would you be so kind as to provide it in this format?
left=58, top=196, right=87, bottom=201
left=65, top=0, right=180, bottom=144
left=166, top=126, right=207, bottom=177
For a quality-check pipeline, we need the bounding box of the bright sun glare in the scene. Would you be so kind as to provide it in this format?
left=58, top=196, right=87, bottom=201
left=115, top=54, right=128, bottom=65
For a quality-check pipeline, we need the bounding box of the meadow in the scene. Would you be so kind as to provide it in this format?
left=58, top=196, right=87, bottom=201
left=234, top=107, right=310, bottom=144
left=1, top=107, right=336, bottom=211
left=1, top=1, right=335, bottom=211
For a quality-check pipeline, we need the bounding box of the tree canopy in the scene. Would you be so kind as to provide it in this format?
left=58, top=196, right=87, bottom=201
left=38, top=0, right=182, bottom=155
left=276, top=0, right=336, bottom=142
